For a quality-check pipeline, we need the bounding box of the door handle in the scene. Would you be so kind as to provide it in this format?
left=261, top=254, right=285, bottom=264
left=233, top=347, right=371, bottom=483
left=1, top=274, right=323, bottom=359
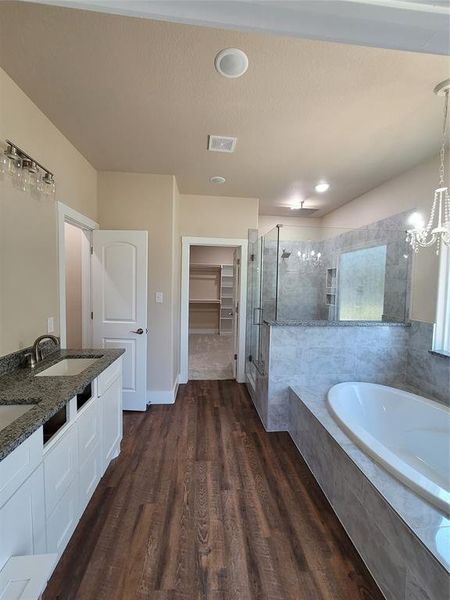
left=131, top=328, right=144, bottom=334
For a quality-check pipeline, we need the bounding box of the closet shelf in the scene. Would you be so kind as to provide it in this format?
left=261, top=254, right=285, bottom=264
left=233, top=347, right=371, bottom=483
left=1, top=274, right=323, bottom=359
left=189, top=299, right=220, bottom=304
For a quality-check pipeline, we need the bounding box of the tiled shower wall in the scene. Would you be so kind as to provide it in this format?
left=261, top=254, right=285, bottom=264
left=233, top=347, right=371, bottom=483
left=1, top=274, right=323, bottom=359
left=261, top=323, right=409, bottom=431
left=251, top=320, right=449, bottom=432
left=262, top=211, right=412, bottom=323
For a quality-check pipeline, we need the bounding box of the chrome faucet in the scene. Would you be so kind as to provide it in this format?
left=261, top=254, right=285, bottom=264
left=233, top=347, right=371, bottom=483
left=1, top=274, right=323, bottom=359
left=32, top=334, right=59, bottom=365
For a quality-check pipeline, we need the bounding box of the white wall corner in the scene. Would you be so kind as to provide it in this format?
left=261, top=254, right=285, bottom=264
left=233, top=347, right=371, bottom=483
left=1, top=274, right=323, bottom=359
left=147, top=374, right=180, bottom=405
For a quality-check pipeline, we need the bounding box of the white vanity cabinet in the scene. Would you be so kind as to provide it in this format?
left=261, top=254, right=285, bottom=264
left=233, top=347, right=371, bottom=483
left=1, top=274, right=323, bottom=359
left=0, top=357, right=123, bottom=581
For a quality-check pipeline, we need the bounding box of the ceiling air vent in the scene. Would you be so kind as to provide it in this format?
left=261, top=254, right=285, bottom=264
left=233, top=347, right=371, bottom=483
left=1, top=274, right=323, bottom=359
left=208, top=135, right=237, bottom=153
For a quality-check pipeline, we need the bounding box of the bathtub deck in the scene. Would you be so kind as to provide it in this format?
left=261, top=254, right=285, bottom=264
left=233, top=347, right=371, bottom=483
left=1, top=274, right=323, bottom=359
left=44, top=380, right=383, bottom=600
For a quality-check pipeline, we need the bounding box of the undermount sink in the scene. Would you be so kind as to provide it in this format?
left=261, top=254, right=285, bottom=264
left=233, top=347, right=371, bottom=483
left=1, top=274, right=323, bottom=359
left=36, top=358, right=99, bottom=377
left=0, top=405, right=33, bottom=432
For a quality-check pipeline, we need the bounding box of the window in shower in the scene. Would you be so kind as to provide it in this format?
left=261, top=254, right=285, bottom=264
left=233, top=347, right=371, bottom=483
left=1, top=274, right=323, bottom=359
left=338, top=245, right=387, bottom=321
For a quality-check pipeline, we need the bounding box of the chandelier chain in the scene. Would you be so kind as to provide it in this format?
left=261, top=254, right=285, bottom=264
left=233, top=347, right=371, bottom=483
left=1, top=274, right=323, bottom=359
left=439, top=90, right=449, bottom=186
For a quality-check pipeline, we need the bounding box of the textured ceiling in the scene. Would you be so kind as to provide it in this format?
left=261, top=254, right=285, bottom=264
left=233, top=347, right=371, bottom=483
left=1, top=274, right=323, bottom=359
left=0, top=1, right=448, bottom=216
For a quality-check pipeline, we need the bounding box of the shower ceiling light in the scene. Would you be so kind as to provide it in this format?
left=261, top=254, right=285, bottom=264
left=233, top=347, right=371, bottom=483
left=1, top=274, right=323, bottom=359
left=315, top=182, right=330, bottom=193
left=406, top=78, right=450, bottom=254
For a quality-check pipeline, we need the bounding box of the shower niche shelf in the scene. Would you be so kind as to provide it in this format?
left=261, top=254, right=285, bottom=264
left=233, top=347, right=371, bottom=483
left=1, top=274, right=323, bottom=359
left=326, top=268, right=337, bottom=289
left=326, top=293, right=336, bottom=306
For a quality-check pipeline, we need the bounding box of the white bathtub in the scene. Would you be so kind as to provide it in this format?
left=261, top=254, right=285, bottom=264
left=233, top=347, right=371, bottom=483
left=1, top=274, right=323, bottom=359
left=327, top=382, right=450, bottom=514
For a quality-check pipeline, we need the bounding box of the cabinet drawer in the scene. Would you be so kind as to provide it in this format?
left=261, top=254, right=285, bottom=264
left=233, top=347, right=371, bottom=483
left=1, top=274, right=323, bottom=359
left=44, top=424, right=77, bottom=516
left=97, top=358, right=122, bottom=396
left=0, top=428, right=43, bottom=508
left=77, top=396, right=101, bottom=466
left=46, top=475, right=78, bottom=558
left=79, top=445, right=101, bottom=514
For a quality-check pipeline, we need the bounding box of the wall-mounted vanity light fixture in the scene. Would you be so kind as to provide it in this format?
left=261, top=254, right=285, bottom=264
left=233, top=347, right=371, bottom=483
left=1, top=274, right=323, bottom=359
left=0, top=140, right=55, bottom=196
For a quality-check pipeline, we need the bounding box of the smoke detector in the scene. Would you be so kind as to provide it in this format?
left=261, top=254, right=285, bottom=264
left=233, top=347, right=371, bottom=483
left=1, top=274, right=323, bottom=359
left=209, top=176, right=226, bottom=184
left=215, top=48, right=248, bottom=78
left=208, top=135, right=237, bottom=153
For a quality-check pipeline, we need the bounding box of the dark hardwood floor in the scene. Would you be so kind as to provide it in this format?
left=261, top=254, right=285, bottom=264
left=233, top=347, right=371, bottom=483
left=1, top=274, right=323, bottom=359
left=44, top=380, right=383, bottom=600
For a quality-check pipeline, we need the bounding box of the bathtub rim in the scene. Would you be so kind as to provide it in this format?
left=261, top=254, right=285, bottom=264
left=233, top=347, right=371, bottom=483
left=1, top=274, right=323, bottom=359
left=327, top=382, right=450, bottom=515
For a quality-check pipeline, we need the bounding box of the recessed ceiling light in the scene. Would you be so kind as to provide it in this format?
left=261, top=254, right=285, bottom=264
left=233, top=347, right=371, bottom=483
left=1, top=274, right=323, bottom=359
left=215, top=48, right=248, bottom=79
left=210, top=176, right=226, bottom=184
left=315, top=182, right=330, bottom=193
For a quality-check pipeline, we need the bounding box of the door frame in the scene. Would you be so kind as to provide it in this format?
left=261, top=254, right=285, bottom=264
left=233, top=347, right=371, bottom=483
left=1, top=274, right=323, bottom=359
left=57, top=202, right=99, bottom=348
left=180, top=236, right=248, bottom=384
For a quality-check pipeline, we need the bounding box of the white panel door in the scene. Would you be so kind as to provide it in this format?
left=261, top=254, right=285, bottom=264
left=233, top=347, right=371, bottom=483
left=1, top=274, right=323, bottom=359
left=92, top=230, right=148, bottom=411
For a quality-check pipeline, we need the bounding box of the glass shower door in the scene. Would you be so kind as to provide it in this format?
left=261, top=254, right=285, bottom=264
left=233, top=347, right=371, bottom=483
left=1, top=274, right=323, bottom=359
left=247, top=234, right=264, bottom=384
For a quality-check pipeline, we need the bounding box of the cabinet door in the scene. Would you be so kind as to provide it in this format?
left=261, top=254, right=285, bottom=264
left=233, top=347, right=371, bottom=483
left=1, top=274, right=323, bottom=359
left=44, top=424, right=78, bottom=516
left=102, top=375, right=122, bottom=472
left=79, top=447, right=102, bottom=514
left=0, top=428, right=43, bottom=508
left=0, top=465, right=46, bottom=572
left=77, top=396, right=101, bottom=466
left=46, top=475, right=79, bottom=558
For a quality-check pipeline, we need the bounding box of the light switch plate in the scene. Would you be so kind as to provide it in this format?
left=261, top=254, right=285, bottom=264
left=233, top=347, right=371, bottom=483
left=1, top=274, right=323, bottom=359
left=47, top=317, right=54, bottom=333
left=155, top=292, right=163, bottom=304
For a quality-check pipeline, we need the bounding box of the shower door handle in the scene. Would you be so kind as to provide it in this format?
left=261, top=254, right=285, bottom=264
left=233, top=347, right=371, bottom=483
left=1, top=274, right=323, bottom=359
left=253, top=307, right=263, bottom=325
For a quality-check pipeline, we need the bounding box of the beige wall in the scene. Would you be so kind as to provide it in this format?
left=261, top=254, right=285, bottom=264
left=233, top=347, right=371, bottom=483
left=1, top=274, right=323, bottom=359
left=0, top=176, right=59, bottom=355
left=0, top=68, right=97, bottom=356
left=64, top=223, right=82, bottom=348
left=190, top=245, right=234, bottom=265
left=97, top=172, right=176, bottom=394
left=178, top=194, right=258, bottom=238
left=322, top=156, right=440, bottom=323
left=0, top=68, right=97, bottom=220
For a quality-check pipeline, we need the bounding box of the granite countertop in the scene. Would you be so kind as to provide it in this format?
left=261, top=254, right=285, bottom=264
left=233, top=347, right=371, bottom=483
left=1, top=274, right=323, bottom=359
left=264, top=319, right=411, bottom=327
left=0, top=348, right=124, bottom=461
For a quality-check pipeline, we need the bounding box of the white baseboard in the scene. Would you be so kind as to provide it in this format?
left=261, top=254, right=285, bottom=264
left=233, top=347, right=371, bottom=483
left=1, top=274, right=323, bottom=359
left=189, top=328, right=218, bottom=334
left=147, top=374, right=180, bottom=405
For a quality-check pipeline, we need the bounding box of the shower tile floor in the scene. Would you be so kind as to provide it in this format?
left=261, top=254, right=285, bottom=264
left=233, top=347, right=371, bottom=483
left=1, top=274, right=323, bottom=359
left=189, top=333, right=234, bottom=380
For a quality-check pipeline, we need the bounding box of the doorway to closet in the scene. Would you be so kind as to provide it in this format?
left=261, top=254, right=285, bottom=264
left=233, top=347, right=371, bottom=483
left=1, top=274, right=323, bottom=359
left=188, top=245, right=237, bottom=380
left=180, top=236, right=248, bottom=385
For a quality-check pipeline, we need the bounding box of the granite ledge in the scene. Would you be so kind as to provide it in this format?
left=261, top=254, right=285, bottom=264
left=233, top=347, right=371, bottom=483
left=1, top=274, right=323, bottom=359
left=265, top=319, right=411, bottom=327
left=289, top=383, right=450, bottom=573
left=0, top=348, right=125, bottom=461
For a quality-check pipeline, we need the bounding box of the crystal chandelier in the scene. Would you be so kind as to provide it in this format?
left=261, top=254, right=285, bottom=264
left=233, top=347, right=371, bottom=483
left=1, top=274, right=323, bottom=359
left=406, top=79, right=450, bottom=254
left=297, top=248, right=322, bottom=269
